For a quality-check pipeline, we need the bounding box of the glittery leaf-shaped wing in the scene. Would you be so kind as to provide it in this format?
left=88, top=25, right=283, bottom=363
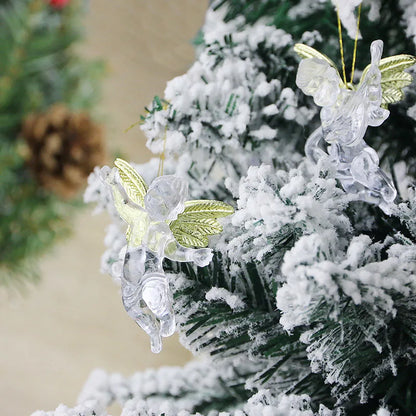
left=111, top=182, right=148, bottom=246
left=360, top=54, right=416, bottom=106
left=294, top=43, right=340, bottom=74
left=170, top=200, right=234, bottom=248
left=114, top=158, right=148, bottom=208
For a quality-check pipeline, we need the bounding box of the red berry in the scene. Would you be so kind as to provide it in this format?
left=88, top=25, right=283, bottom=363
left=48, top=0, right=70, bottom=9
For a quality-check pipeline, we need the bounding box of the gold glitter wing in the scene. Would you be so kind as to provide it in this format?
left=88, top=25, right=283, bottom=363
left=112, top=158, right=149, bottom=246
left=114, top=158, right=148, bottom=208
left=111, top=183, right=148, bottom=246
left=169, top=200, right=234, bottom=248
left=360, top=54, right=416, bottom=107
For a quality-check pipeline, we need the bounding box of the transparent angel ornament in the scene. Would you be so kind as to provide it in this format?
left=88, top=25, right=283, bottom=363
left=105, top=159, right=234, bottom=353
left=295, top=40, right=416, bottom=214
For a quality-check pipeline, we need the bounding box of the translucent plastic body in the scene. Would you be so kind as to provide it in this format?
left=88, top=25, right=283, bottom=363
left=107, top=173, right=212, bottom=352
left=296, top=40, right=397, bottom=214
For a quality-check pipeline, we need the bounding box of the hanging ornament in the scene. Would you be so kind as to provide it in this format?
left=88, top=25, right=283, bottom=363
left=294, top=39, right=415, bottom=214
left=21, top=104, right=106, bottom=198
left=104, top=158, right=234, bottom=353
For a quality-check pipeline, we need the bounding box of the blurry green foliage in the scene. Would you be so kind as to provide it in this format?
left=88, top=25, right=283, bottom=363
left=0, top=0, right=105, bottom=287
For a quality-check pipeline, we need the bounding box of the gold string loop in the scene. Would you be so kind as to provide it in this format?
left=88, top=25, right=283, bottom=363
left=336, top=4, right=347, bottom=86
left=350, top=3, right=362, bottom=84
left=336, top=2, right=362, bottom=88
left=157, top=126, right=168, bottom=177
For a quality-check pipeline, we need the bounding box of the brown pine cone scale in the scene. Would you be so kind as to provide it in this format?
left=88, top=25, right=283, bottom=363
left=21, top=104, right=106, bottom=199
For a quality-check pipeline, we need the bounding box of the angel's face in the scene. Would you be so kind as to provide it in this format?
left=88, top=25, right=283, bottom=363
left=144, top=176, right=188, bottom=221
left=296, top=58, right=341, bottom=108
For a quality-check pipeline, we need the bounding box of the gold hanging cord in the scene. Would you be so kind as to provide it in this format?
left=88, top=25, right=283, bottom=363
left=124, top=104, right=169, bottom=177
left=336, top=2, right=362, bottom=87
left=157, top=127, right=168, bottom=177
left=350, top=3, right=362, bottom=84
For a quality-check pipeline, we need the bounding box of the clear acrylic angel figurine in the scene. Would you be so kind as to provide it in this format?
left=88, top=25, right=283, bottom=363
left=295, top=40, right=415, bottom=214
left=105, top=158, right=234, bottom=353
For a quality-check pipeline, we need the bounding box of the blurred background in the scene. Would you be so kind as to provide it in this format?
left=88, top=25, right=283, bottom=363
left=0, top=1, right=207, bottom=414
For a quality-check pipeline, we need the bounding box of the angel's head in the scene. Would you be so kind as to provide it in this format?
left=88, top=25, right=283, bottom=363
left=144, top=175, right=188, bottom=221
left=296, top=58, right=341, bottom=107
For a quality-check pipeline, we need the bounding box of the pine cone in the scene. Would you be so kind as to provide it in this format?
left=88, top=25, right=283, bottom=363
left=21, top=104, right=106, bottom=198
